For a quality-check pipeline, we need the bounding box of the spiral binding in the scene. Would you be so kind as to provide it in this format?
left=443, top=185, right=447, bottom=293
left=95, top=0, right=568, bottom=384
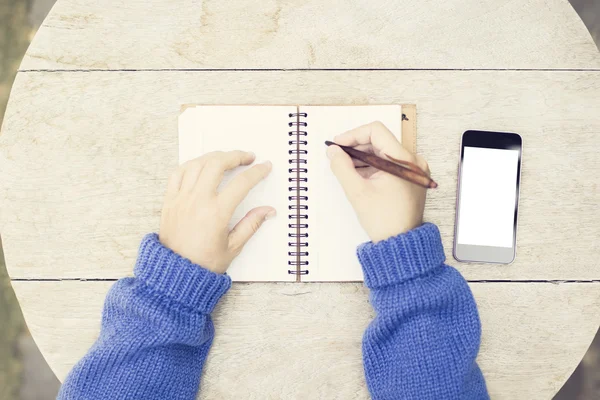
left=288, top=112, right=309, bottom=277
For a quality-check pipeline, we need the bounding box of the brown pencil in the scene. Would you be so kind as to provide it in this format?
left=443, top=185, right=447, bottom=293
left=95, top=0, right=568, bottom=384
left=325, top=141, right=438, bottom=189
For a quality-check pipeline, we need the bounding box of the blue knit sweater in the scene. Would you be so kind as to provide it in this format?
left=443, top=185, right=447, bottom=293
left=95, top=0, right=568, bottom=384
left=58, top=223, right=488, bottom=399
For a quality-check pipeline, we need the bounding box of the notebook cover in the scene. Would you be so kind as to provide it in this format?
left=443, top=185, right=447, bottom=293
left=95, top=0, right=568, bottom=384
left=401, top=104, right=417, bottom=153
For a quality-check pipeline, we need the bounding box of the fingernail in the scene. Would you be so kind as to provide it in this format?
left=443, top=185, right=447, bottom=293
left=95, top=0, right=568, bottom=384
left=248, top=151, right=256, bottom=159
left=263, top=160, right=273, bottom=170
left=265, top=210, right=277, bottom=220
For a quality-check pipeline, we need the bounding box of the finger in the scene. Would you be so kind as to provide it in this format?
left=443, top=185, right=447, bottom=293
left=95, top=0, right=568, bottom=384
left=327, top=145, right=364, bottom=195
left=179, top=158, right=206, bottom=192
left=200, top=150, right=256, bottom=190
left=228, top=206, right=276, bottom=254
left=339, top=143, right=385, bottom=158
left=165, top=165, right=185, bottom=199
left=351, top=158, right=371, bottom=168
left=220, top=161, right=272, bottom=212
left=356, top=166, right=379, bottom=179
left=414, top=154, right=431, bottom=175
left=350, top=144, right=376, bottom=167
left=353, top=144, right=375, bottom=153
left=334, top=121, right=411, bottom=161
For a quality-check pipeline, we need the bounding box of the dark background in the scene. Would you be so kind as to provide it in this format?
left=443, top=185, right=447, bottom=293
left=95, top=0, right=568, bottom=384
left=1, top=0, right=599, bottom=398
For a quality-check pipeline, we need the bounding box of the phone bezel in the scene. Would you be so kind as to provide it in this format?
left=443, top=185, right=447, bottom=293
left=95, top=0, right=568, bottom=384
left=453, top=130, right=522, bottom=264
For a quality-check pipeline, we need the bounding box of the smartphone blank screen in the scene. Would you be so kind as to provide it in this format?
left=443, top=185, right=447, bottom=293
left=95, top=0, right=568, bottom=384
left=457, top=147, right=520, bottom=248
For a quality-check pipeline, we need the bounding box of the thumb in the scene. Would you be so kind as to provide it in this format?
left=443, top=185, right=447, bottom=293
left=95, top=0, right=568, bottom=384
left=228, top=206, right=275, bottom=253
left=327, top=145, right=363, bottom=195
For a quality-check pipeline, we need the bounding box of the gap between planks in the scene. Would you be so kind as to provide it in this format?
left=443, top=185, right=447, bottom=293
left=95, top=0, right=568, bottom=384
left=17, top=68, right=600, bottom=73
left=8, top=278, right=600, bottom=284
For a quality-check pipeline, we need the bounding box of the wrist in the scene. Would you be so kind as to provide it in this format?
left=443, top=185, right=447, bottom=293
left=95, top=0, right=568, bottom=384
left=135, top=233, right=232, bottom=314
left=357, top=223, right=446, bottom=288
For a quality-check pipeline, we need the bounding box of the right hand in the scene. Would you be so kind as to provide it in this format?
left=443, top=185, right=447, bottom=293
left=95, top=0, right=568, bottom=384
left=327, top=121, right=430, bottom=243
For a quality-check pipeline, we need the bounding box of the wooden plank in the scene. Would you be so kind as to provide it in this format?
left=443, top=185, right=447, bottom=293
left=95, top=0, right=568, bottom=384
left=20, top=0, right=600, bottom=71
left=1, top=70, right=599, bottom=280
left=10, top=280, right=600, bottom=399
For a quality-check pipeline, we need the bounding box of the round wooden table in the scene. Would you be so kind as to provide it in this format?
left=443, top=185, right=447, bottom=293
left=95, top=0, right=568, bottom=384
left=1, top=0, right=599, bottom=398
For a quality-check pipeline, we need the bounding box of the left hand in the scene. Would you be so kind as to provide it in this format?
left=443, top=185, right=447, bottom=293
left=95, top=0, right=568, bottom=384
left=159, top=151, right=275, bottom=274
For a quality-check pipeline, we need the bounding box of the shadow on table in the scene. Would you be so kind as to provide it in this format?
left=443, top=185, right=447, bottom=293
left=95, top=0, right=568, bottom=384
left=0, top=0, right=599, bottom=399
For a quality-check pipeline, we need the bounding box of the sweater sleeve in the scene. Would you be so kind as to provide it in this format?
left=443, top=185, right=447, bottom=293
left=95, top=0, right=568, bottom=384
left=358, top=223, right=489, bottom=400
left=58, top=234, right=231, bottom=400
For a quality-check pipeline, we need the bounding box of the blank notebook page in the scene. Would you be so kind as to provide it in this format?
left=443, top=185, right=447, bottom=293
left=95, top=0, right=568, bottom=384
left=304, top=105, right=402, bottom=281
left=179, top=106, right=296, bottom=281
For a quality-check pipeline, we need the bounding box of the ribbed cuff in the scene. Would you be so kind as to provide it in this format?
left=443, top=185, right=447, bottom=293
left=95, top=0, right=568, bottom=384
left=134, top=233, right=232, bottom=314
left=357, top=223, right=446, bottom=289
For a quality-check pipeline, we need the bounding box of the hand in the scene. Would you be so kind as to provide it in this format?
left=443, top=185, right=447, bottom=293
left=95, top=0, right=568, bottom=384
left=327, top=121, right=429, bottom=243
left=159, top=151, right=275, bottom=273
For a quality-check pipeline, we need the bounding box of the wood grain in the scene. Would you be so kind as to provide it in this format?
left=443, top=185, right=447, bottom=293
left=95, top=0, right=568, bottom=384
left=1, top=70, right=599, bottom=280
left=10, top=280, right=600, bottom=400
left=2, top=1, right=598, bottom=398
left=19, top=0, right=600, bottom=71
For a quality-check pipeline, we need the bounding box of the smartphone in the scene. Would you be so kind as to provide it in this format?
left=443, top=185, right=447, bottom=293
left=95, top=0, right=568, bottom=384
left=454, top=130, right=522, bottom=264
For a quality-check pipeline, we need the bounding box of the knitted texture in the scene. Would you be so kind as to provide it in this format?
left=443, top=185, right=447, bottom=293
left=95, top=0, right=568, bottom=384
left=57, top=233, right=231, bottom=400
left=358, top=223, right=489, bottom=399
left=59, top=225, right=488, bottom=399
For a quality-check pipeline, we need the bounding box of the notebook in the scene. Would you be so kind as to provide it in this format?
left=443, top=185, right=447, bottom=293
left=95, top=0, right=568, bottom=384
left=178, top=105, right=417, bottom=282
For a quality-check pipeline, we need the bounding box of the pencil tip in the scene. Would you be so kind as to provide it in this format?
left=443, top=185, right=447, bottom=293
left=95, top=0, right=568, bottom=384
left=324, top=141, right=334, bottom=146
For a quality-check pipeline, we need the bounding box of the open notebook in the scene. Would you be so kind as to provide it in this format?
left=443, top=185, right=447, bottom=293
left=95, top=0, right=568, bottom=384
left=179, top=105, right=415, bottom=282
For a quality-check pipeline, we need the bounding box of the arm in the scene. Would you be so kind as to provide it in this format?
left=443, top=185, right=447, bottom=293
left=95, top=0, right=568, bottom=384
left=59, top=151, right=275, bottom=400
left=358, top=223, right=488, bottom=400
left=327, top=121, right=488, bottom=399
left=58, top=235, right=231, bottom=400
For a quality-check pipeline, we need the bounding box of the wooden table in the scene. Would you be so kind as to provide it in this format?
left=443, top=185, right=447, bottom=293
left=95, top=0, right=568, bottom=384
left=1, top=0, right=599, bottom=398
